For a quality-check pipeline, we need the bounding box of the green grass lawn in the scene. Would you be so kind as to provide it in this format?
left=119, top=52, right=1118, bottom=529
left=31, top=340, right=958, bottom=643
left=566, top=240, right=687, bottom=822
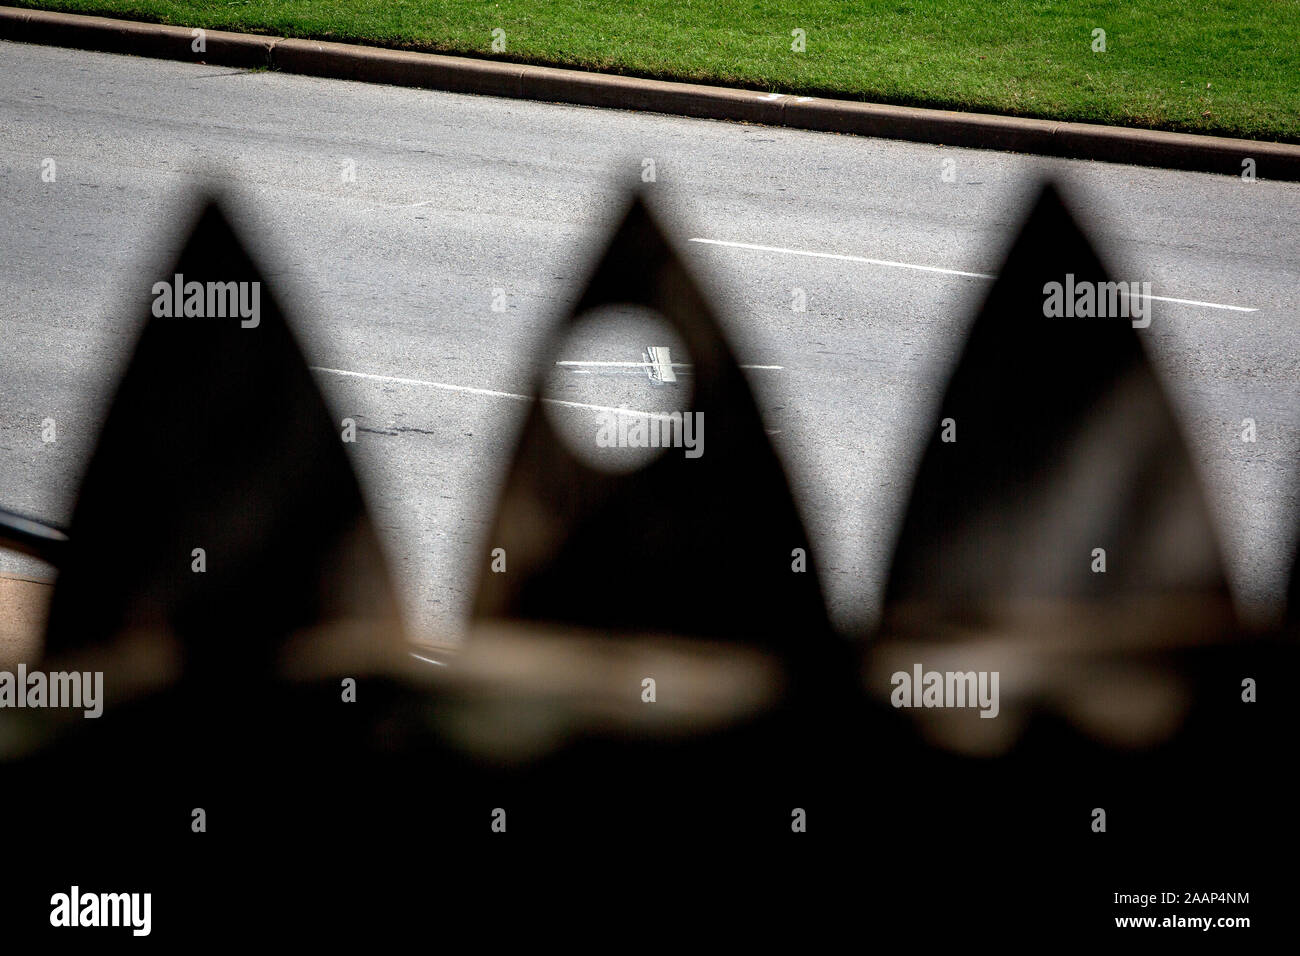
left=14, top=0, right=1300, bottom=142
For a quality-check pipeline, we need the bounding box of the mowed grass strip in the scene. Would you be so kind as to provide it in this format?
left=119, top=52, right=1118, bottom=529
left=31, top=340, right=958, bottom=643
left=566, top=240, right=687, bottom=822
left=13, top=0, right=1300, bottom=142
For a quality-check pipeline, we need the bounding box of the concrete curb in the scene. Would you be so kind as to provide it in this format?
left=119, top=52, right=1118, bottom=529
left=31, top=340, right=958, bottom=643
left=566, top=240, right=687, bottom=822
left=3, top=5, right=1300, bottom=180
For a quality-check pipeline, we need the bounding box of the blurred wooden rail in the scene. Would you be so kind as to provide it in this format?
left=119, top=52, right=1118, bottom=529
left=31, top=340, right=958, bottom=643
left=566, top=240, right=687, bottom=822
left=0, top=574, right=51, bottom=664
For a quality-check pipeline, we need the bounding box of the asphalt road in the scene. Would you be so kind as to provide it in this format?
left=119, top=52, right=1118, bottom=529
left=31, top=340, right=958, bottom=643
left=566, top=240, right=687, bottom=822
left=2, top=39, right=1298, bottom=641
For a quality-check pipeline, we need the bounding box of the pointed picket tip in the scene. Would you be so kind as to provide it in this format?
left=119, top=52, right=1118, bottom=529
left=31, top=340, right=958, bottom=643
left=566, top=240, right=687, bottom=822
left=470, top=193, right=843, bottom=696
left=873, top=181, right=1239, bottom=748
left=883, top=181, right=1235, bottom=619
left=41, top=197, right=403, bottom=686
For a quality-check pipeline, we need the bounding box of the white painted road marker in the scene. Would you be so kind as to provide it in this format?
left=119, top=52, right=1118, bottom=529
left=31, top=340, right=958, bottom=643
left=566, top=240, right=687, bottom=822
left=688, top=237, right=1258, bottom=313
left=644, top=346, right=677, bottom=383
left=553, top=361, right=784, bottom=370
left=313, top=366, right=689, bottom=422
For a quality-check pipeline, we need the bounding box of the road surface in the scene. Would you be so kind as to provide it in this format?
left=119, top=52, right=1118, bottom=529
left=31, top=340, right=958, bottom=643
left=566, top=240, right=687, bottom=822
left=2, top=39, right=1298, bottom=641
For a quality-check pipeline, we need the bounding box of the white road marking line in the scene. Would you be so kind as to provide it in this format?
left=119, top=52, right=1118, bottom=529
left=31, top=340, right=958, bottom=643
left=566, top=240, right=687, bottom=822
left=557, top=360, right=678, bottom=367
left=554, top=361, right=784, bottom=370
left=410, top=651, right=448, bottom=666
left=1142, top=294, right=1255, bottom=312
left=312, top=366, right=685, bottom=422
left=688, top=237, right=1259, bottom=313
left=565, top=367, right=693, bottom=377
left=690, top=237, right=995, bottom=280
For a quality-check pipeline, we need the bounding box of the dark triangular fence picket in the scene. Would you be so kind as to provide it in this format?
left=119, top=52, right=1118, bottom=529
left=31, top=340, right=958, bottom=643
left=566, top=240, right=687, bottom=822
left=40, top=199, right=403, bottom=685
left=469, top=195, right=846, bottom=700
left=883, top=183, right=1235, bottom=630
left=874, top=183, right=1246, bottom=755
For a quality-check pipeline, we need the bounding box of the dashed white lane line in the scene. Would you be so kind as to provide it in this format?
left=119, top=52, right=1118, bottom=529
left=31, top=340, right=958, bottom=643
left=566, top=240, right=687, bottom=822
left=687, top=237, right=1259, bottom=313
left=312, top=366, right=685, bottom=421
